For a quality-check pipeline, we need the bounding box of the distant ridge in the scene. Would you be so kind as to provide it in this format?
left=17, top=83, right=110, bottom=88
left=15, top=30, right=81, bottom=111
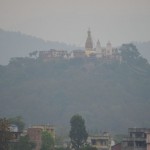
left=0, top=29, right=80, bottom=65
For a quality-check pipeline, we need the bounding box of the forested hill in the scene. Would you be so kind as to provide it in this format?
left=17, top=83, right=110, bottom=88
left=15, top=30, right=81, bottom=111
left=0, top=29, right=79, bottom=65
left=0, top=44, right=150, bottom=134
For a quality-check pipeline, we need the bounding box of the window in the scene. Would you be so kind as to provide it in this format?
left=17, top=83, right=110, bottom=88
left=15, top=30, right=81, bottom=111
left=91, top=139, right=96, bottom=145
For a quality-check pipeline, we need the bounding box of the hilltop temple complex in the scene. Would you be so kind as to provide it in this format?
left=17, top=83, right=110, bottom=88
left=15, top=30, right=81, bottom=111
left=39, top=29, right=120, bottom=61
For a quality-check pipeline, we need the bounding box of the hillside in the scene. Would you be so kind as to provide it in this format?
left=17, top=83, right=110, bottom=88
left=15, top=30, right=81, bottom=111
left=133, top=41, right=150, bottom=63
left=0, top=29, right=79, bottom=65
left=0, top=44, right=150, bottom=134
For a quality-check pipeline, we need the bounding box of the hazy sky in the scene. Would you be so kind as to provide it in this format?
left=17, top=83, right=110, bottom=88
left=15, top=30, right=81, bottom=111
left=0, top=0, right=150, bottom=46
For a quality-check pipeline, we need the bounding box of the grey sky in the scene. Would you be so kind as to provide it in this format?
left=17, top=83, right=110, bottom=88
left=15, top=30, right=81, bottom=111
left=0, top=0, right=150, bottom=46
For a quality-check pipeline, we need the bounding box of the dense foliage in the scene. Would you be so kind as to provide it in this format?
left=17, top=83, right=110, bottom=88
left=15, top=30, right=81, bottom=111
left=41, top=131, right=55, bottom=150
left=69, top=115, right=88, bottom=150
left=0, top=44, right=150, bottom=133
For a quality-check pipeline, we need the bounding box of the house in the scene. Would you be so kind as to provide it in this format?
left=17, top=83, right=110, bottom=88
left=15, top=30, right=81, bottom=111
left=111, top=143, right=122, bottom=150
left=39, top=49, right=68, bottom=61
left=27, top=125, right=55, bottom=150
left=122, top=128, right=150, bottom=150
left=112, top=128, right=150, bottom=150
left=146, top=132, right=150, bottom=150
left=9, top=124, right=22, bottom=146
left=87, top=132, right=112, bottom=150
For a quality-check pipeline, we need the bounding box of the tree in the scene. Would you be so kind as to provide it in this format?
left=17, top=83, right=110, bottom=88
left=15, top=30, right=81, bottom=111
left=0, top=118, right=12, bottom=150
left=120, top=43, right=140, bottom=62
left=69, top=115, right=88, bottom=150
left=120, top=43, right=150, bottom=72
left=10, top=135, right=35, bottom=150
left=120, top=43, right=142, bottom=63
left=41, top=131, right=55, bottom=150
left=8, top=116, right=25, bottom=131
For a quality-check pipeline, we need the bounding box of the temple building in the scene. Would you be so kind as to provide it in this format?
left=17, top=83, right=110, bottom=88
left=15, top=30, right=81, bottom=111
left=85, top=29, right=120, bottom=60
left=85, top=29, right=96, bottom=57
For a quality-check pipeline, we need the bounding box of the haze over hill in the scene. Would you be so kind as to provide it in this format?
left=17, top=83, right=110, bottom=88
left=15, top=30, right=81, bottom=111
left=1, top=0, right=150, bottom=46
left=0, top=44, right=150, bottom=134
left=0, top=29, right=150, bottom=65
left=0, top=29, right=80, bottom=65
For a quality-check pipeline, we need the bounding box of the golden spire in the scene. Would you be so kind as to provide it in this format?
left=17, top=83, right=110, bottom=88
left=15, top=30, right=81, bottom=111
left=85, top=29, right=93, bottom=50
